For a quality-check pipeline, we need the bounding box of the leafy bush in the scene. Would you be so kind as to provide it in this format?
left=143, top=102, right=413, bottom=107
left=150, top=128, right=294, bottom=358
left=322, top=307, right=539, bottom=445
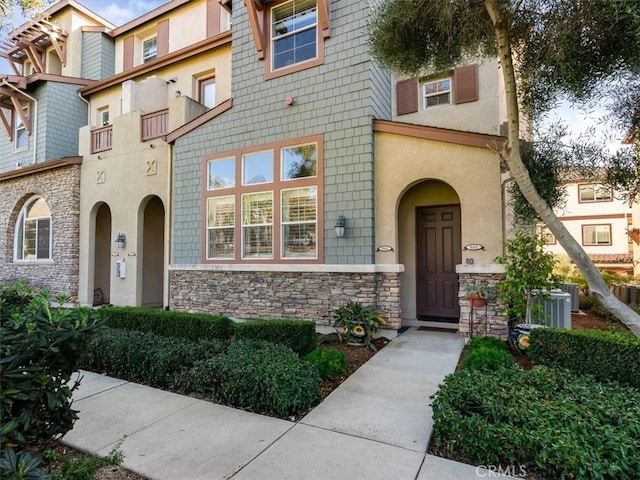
left=430, top=366, right=640, bottom=479
left=528, top=328, right=640, bottom=388
left=331, top=301, right=386, bottom=350
left=234, top=319, right=317, bottom=356
left=305, top=348, right=348, bottom=380
left=0, top=448, right=50, bottom=480
left=81, top=328, right=227, bottom=389
left=460, top=347, right=515, bottom=372
left=578, top=294, right=598, bottom=310
left=49, top=443, right=123, bottom=480
left=467, top=336, right=509, bottom=351
left=198, top=340, right=322, bottom=417
left=98, top=306, right=234, bottom=341
left=0, top=289, right=105, bottom=451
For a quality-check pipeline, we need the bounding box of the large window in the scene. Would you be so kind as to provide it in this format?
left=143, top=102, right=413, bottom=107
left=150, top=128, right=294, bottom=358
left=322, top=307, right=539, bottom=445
left=578, top=183, right=612, bottom=203
left=582, top=224, right=611, bottom=246
left=15, top=196, right=52, bottom=261
left=271, top=0, right=318, bottom=71
left=204, top=135, right=322, bottom=262
left=423, top=78, right=451, bottom=108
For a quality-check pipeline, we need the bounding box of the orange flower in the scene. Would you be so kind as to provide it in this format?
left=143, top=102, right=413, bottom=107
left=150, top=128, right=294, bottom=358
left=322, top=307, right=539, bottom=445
left=518, top=335, right=530, bottom=349
left=353, top=325, right=365, bottom=336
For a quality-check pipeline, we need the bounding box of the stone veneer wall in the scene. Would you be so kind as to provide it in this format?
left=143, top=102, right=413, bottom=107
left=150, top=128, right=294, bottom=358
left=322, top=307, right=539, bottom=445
left=457, top=264, right=508, bottom=339
left=169, top=268, right=402, bottom=329
left=0, top=164, right=81, bottom=299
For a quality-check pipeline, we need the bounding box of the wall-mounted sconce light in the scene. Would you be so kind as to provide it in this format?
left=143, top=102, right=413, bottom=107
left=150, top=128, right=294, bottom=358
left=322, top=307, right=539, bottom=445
left=335, top=215, right=346, bottom=238
left=175, top=90, right=181, bottom=97
left=115, top=233, right=126, bottom=249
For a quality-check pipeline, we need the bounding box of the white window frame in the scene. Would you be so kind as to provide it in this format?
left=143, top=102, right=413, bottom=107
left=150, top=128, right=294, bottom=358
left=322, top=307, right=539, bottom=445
left=142, top=35, right=158, bottom=63
left=14, top=196, right=52, bottom=261
left=206, top=196, right=235, bottom=259
left=281, top=186, right=317, bottom=259
left=270, top=0, right=318, bottom=72
left=241, top=191, right=274, bottom=259
left=578, top=183, right=613, bottom=203
left=14, top=104, right=29, bottom=151
left=423, top=77, right=452, bottom=108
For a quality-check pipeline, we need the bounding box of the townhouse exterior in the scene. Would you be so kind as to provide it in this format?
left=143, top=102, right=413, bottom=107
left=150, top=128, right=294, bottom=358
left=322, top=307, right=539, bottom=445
left=1, top=0, right=511, bottom=335
left=544, top=180, right=635, bottom=277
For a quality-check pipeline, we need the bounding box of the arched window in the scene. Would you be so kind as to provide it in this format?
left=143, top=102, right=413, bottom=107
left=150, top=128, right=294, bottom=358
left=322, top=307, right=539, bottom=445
left=15, top=197, right=52, bottom=261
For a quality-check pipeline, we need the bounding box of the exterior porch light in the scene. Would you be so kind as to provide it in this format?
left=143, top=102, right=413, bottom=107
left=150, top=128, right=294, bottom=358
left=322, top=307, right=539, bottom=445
left=335, top=215, right=346, bottom=238
left=115, top=233, right=126, bottom=249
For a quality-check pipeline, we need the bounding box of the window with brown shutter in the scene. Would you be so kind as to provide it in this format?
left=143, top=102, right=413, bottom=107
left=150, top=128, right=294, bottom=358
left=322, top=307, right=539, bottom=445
left=454, top=64, right=478, bottom=104
left=157, top=19, right=169, bottom=57
left=396, top=78, right=418, bottom=115
left=123, top=35, right=134, bottom=70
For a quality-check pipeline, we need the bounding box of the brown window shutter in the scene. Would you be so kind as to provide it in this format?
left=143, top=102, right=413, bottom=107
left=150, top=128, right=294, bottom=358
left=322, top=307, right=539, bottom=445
left=123, top=35, right=134, bottom=70
left=157, top=19, right=169, bottom=57
left=206, top=0, right=221, bottom=37
left=454, top=64, right=478, bottom=104
left=396, top=78, right=418, bottom=115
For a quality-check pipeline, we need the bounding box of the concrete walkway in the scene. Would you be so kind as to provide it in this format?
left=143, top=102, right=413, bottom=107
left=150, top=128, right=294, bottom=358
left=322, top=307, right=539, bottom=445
left=62, top=328, right=518, bottom=479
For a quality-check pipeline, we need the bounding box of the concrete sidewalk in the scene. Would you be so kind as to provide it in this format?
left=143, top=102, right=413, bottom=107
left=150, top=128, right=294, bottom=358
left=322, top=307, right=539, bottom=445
left=62, top=328, right=517, bottom=479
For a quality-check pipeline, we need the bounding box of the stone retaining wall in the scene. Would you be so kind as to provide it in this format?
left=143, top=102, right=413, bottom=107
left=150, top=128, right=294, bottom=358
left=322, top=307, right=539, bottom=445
left=169, top=268, right=402, bottom=329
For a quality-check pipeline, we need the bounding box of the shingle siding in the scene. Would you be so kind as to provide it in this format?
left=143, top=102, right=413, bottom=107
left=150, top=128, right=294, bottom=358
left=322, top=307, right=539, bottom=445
left=172, top=0, right=392, bottom=265
left=81, top=31, right=115, bottom=80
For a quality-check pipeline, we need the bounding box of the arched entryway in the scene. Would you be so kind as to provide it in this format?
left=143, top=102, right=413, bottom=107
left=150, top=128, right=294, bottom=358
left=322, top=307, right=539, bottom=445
left=398, top=180, right=461, bottom=321
left=140, top=196, right=165, bottom=307
left=93, top=203, right=112, bottom=305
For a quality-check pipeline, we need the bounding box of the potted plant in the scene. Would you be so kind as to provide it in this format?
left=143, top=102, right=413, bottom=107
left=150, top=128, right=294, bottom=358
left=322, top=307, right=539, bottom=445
left=331, top=300, right=386, bottom=350
left=464, top=283, right=489, bottom=308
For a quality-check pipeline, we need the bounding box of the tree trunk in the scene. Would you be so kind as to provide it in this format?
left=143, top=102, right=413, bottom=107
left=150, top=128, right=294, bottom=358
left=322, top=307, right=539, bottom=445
left=485, top=0, right=640, bottom=337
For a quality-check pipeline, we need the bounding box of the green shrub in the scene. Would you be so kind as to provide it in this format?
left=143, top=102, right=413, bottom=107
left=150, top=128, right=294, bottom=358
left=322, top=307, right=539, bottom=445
left=0, top=448, right=50, bottom=480
left=460, top=347, right=515, bottom=372
left=50, top=443, right=123, bottom=480
left=0, top=281, right=34, bottom=319
left=467, top=336, right=509, bottom=351
left=578, top=294, right=598, bottom=310
left=81, top=328, right=227, bottom=389
left=234, top=319, right=317, bottom=356
left=430, top=366, right=640, bottom=479
left=203, top=340, right=322, bottom=417
left=98, top=307, right=234, bottom=341
left=0, top=289, right=105, bottom=451
left=528, top=328, right=640, bottom=388
left=305, top=348, right=348, bottom=380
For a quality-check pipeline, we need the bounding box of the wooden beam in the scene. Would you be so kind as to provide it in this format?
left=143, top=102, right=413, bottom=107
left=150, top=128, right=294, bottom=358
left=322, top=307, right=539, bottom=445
left=244, top=0, right=265, bottom=60
left=0, top=52, right=21, bottom=75
left=49, top=35, right=66, bottom=66
left=317, top=0, right=330, bottom=38
left=0, top=108, right=13, bottom=140
left=20, top=41, right=45, bottom=73
left=9, top=96, right=30, bottom=134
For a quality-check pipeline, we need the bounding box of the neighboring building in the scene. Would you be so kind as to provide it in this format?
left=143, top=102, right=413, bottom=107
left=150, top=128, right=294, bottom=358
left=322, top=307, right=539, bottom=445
left=76, top=0, right=231, bottom=307
left=0, top=0, right=115, bottom=299
left=166, top=1, right=507, bottom=334
left=544, top=180, right=635, bottom=276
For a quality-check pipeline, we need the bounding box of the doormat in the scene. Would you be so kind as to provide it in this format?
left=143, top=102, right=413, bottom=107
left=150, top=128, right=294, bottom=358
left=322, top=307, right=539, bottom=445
left=417, top=326, right=458, bottom=333
left=397, top=326, right=411, bottom=334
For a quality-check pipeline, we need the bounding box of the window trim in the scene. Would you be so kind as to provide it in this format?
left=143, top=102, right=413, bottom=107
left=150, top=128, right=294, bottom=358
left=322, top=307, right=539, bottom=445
left=422, top=76, right=452, bottom=109
left=582, top=224, right=612, bottom=246
left=14, top=104, right=29, bottom=152
left=578, top=183, right=613, bottom=203
left=142, top=35, right=158, bottom=63
left=202, top=134, right=323, bottom=264
left=198, top=76, right=216, bottom=109
left=264, top=0, right=325, bottom=80
left=14, top=195, right=52, bottom=262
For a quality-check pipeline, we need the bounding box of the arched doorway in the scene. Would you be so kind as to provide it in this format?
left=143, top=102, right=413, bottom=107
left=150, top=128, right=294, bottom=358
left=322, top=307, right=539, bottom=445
left=141, top=196, right=165, bottom=307
left=94, top=203, right=111, bottom=305
left=398, top=180, right=461, bottom=321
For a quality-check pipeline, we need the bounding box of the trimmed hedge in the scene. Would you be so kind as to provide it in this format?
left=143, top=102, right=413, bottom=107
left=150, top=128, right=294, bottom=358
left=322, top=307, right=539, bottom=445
left=187, top=340, right=322, bottom=417
left=431, top=366, right=640, bottom=479
left=234, top=319, right=317, bottom=356
left=528, top=328, right=640, bottom=389
left=98, top=306, right=234, bottom=341
left=81, top=327, right=228, bottom=388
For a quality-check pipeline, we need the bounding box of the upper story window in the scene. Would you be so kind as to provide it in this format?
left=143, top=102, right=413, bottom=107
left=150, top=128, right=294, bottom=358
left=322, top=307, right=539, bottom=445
left=582, top=224, right=611, bottom=246
left=578, top=183, right=612, bottom=203
left=15, top=196, right=52, bottom=261
left=14, top=105, right=29, bottom=151
left=423, top=78, right=451, bottom=108
left=142, top=36, right=158, bottom=63
left=204, top=135, right=322, bottom=262
left=199, top=77, right=216, bottom=109
left=271, top=0, right=318, bottom=72
left=98, top=107, right=109, bottom=126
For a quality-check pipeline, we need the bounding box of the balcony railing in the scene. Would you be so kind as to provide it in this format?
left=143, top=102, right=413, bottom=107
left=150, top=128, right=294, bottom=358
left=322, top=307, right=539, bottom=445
left=91, top=125, right=112, bottom=153
left=141, top=109, right=169, bottom=141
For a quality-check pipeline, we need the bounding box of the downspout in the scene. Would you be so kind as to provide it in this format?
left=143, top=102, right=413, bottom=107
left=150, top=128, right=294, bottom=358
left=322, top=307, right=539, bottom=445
left=77, top=90, right=91, bottom=125
left=1, top=79, right=38, bottom=165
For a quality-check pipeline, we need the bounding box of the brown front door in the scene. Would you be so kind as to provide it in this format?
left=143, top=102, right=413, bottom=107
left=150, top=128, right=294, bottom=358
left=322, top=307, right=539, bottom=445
left=416, top=205, right=461, bottom=320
